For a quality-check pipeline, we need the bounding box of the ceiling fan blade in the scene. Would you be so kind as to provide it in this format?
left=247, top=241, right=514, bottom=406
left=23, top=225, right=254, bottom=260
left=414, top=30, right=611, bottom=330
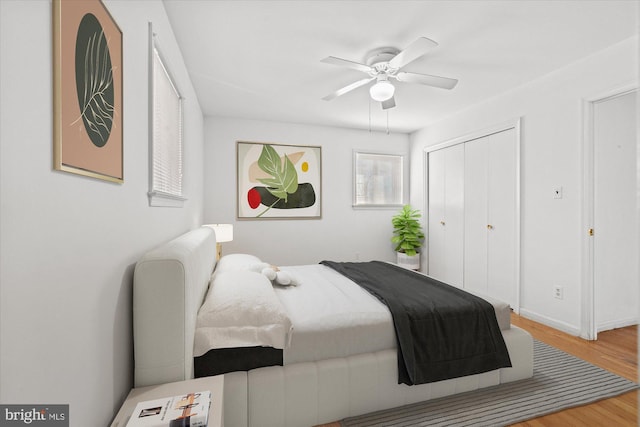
left=388, top=37, right=438, bottom=70
left=396, top=71, right=458, bottom=90
left=322, top=77, right=375, bottom=101
left=321, top=56, right=372, bottom=74
left=381, top=96, right=396, bottom=110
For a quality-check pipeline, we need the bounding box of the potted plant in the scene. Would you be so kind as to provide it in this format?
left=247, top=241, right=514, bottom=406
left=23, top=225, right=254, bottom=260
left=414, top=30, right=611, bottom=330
left=391, top=204, right=425, bottom=270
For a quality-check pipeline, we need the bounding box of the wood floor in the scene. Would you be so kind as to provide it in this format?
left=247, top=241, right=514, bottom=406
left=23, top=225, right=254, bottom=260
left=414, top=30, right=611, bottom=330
left=316, top=313, right=638, bottom=427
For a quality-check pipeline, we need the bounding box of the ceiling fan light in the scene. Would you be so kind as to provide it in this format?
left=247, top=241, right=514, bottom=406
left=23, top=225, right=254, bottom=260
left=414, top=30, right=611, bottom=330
left=369, top=80, right=395, bottom=102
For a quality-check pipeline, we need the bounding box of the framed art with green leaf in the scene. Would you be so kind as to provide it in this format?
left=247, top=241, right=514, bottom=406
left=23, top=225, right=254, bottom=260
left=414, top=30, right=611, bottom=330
left=53, top=0, right=123, bottom=183
left=237, top=141, right=322, bottom=219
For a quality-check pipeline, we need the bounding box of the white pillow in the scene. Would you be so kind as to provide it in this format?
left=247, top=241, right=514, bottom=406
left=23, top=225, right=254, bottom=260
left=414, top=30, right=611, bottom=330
left=214, top=253, right=263, bottom=275
left=194, top=270, right=293, bottom=356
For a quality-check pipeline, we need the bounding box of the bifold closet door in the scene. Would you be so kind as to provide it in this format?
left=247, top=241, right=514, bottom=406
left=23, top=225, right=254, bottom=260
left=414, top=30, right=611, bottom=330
left=464, top=129, right=517, bottom=307
left=427, top=144, right=464, bottom=287
left=463, top=138, right=489, bottom=293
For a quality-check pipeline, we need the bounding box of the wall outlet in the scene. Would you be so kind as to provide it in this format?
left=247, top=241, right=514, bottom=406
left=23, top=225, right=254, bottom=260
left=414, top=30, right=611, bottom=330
left=553, top=285, right=564, bottom=299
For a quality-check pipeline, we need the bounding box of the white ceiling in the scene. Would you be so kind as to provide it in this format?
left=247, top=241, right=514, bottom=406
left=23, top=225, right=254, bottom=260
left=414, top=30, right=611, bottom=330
left=163, top=0, right=638, bottom=134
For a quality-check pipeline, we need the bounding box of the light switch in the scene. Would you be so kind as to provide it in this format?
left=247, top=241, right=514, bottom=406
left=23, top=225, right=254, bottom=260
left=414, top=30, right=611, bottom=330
left=553, top=187, right=563, bottom=199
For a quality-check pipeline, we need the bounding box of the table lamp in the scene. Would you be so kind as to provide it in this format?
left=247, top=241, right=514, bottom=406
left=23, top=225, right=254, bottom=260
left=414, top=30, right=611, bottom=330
left=203, top=224, right=233, bottom=260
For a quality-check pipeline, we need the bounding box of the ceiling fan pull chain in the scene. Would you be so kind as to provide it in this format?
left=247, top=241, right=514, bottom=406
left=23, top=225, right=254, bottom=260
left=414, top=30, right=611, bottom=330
left=368, top=96, right=372, bottom=132
left=386, top=110, right=390, bottom=135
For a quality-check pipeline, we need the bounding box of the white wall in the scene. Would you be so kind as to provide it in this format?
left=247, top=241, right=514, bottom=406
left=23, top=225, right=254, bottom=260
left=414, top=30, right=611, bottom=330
left=204, top=117, right=410, bottom=265
left=0, top=1, right=203, bottom=425
left=410, top=36, right=638, bottom=334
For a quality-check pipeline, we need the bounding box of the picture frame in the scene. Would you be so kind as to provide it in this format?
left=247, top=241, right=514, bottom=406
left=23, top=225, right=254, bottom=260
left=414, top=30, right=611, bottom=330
left=237, top=141, right=322, bottom=219
left=53, top=0, right=123, bottom=183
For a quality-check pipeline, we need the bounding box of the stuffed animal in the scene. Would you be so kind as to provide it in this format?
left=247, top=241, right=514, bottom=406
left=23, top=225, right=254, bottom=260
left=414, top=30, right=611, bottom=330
left=261, top=265, right=299, bottom=286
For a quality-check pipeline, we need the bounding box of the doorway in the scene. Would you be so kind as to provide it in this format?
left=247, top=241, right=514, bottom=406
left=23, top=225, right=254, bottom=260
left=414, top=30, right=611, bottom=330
left=582, top=86, right=638, bottom=339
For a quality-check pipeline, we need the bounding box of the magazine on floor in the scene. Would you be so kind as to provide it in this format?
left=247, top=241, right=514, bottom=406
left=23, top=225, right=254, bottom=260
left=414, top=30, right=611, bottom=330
left=126, top=390, right=211, bottom=427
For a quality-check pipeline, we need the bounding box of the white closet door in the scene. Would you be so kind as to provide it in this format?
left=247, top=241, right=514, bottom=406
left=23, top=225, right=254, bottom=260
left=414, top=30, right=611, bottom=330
left=428, top=149, right=447, bottom=279
left=444, top=144, right=465, bottom=287
left=464, top=137, right=489, bottom=294
left=487, top=129, right=518, bottom=308
left=428, top=144, right=464, bottom=287
left=464, top=128, right=517, bottom=308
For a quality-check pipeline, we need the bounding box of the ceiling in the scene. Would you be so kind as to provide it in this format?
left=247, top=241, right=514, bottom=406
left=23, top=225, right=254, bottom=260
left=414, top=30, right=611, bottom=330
left=163, top=1, right=638, bottom=134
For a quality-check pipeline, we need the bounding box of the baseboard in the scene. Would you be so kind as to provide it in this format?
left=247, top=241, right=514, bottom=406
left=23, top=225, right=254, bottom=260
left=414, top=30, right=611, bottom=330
left=518, top=309, right=581, bottom=336
left=597, top=317, right=638, bottom=333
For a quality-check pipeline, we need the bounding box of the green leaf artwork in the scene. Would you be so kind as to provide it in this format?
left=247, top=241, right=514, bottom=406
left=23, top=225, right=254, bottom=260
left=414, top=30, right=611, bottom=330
left=254, top=145, right=299, bottom=217
left=257, top=144, right=299, bottom=199
left=73, top=13, right=115, bottom=148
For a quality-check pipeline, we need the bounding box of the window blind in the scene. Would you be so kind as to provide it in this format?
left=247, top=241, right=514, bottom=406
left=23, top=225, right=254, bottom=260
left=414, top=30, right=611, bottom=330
left=149, top=42, right=184, bottom=206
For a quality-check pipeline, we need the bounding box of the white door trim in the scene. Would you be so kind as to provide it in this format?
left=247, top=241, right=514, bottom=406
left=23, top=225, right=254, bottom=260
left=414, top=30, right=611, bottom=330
left=580, top=81, right=638, bottom=340
left=423, top=118, right=521, bottom=155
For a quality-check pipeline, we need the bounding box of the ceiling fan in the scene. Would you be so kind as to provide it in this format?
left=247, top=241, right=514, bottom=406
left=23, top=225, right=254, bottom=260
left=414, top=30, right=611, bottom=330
left=321, top=37, right=458, bottom=110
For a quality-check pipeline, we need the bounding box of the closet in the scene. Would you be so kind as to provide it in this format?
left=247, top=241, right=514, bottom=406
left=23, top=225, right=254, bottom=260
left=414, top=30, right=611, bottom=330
left=426, top=123, right=519, bottom=309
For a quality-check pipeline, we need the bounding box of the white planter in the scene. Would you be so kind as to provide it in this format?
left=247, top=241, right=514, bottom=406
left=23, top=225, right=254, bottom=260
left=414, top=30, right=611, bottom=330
left=396, top=252, right=420, bottom=271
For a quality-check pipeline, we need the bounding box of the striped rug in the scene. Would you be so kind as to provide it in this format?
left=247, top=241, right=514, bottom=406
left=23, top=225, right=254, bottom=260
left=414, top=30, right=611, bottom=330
left=342, top=340, right=638, bottom=426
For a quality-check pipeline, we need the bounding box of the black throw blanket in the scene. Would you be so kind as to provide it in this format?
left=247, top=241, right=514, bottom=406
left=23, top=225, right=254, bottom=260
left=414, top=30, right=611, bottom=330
left=320, top=260, right=512, bottom=385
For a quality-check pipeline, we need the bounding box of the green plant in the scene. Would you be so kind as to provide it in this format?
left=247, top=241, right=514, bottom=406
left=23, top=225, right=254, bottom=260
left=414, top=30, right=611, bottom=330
left=391, top=205, right=425, bottom=256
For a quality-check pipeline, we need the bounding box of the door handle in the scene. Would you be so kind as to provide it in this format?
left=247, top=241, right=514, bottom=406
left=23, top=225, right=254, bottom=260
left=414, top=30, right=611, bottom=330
left=487, top=224, right=494, bottom=230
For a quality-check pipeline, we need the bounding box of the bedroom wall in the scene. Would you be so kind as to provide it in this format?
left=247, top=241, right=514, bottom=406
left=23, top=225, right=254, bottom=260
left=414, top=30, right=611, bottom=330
left=204, top=117, right=410, bottom=266
left=0, top=1, right=203, bottom=426
left=409, top=36, right=638, bottom=335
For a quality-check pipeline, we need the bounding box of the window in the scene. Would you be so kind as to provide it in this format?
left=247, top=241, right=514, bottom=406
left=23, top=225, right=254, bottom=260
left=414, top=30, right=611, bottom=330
left=353, top=151, right=404, bottom=207
left=148, top=26, right=184, bottom=207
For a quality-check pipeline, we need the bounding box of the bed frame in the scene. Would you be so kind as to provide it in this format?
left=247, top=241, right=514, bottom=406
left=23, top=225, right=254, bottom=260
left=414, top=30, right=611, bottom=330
left=133, top=227, right=533, bottom=427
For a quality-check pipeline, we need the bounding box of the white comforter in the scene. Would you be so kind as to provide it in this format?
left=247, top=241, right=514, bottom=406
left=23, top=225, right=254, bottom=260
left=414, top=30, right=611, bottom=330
left=274, top=264, right=396, bottom=364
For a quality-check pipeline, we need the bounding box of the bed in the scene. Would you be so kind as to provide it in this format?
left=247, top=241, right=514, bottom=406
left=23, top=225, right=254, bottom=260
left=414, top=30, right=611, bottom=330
left=133, top=227, right=533, bottom=427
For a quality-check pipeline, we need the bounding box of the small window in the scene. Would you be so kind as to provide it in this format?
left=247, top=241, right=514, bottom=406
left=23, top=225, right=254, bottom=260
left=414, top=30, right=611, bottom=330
left=148, top=26, right=185, bottom=207
left=353, top=151, right=404, bottom=207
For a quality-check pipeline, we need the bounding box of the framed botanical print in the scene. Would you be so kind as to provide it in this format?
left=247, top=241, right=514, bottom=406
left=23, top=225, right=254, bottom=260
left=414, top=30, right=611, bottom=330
left=237, top=141, right=322, bottom=219
left=53, top=0, right=123, bottom=183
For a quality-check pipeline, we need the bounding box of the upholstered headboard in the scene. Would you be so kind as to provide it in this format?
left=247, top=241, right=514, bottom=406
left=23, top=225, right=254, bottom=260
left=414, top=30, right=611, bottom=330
left=133, top=227, right=217, bottom=387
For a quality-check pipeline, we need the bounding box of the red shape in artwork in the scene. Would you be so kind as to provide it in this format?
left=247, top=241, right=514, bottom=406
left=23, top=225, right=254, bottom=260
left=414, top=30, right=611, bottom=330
left=247, top=188, right=261, bottom=209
